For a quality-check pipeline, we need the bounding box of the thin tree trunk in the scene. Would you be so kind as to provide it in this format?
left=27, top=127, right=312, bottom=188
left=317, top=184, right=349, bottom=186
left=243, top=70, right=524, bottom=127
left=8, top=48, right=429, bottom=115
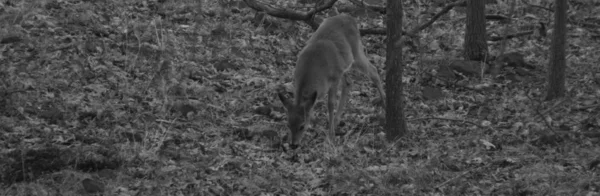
left=546, top=0, right=567, bottom=100
left=464, top=0, right=488, bottom=61
left=385, top=0, right=407, bottom=141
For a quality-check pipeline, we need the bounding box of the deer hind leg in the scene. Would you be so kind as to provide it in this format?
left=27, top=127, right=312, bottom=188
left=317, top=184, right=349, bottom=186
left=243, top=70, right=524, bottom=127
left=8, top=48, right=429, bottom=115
left=355, top=46, right=386, bottom=108
left=366, top=62, right=386, bottom=108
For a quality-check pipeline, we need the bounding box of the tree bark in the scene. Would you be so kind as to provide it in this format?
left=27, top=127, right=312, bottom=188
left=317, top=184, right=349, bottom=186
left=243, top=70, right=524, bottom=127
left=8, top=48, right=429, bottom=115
left=463, top=0, right=488, bottom=61
left=545, top=0, right=567, bottom=100
left=385, top=0, right=407, bottom=142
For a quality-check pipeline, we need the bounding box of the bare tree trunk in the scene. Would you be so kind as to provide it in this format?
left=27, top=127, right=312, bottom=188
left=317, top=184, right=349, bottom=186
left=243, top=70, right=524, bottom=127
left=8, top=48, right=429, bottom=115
left=463, top=0, right=488, bottom=61
left=546, top=0, right=567, bottom=100
left=385, top=0, right=407, bottom=141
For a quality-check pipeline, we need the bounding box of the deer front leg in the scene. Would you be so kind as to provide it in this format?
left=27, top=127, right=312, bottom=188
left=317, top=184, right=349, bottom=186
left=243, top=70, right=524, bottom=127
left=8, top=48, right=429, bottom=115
left=327, top=82, right=339, bottom=143
left=335, top=75, right=351, bottom=127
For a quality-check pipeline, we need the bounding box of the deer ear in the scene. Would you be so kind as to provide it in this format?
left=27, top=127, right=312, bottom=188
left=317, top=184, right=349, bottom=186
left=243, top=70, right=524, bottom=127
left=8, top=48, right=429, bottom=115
left=278, top=92, right=292, bottom=109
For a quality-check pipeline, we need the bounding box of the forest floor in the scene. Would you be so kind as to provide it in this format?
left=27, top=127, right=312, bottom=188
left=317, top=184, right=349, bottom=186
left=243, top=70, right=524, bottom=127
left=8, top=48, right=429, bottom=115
left=0, top=0, right=599, bottom=195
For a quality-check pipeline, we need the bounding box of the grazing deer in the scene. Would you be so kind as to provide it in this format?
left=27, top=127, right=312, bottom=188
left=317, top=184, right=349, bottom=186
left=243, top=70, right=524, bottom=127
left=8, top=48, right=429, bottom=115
left=278, top=14, right=386, bottom=146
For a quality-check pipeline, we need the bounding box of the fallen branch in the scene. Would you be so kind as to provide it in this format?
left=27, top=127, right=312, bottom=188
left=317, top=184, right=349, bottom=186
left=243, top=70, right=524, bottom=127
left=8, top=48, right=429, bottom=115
left=244, top=0, right=463, bottom=37
left=581, top=131, right=600, bottom=138
left=1, top=88, right=28, bottom=97
left=521, top=0, right=553, bottom=12
left=488, top=31, right=533, bottom=41
left=394, top=0, right=465, bottom=47
left=408, top=117, right=483, bottom=128
left=242, top=0, right=338, bottom=29
left=521, top=0, right=600, bottom=31
left=551, top=130, right=600, bottom=138
left=420, top=70, right=492, bottom=92
left=570, top=20, right=600, bottom=30
left=573, top=103, right=600, bottom=111
left=360, top=28, right=415, bottom=38
left=347, top=0, right=385, bottom=13
left=407, top=0, right=466, bottom=35
left=359, top=28, right=385, bottom=35
left=485, top=14, right=509, bottom=21
left=350, top=0, right=466, bottom=37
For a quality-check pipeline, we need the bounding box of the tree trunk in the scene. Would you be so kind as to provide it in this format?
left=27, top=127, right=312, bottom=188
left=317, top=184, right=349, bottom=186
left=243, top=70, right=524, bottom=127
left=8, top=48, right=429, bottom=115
left=545, top=0, right=567, bottom=100
left=384, top=0, right=407, bottom=141
left=463, top=0, right=488, bottom=61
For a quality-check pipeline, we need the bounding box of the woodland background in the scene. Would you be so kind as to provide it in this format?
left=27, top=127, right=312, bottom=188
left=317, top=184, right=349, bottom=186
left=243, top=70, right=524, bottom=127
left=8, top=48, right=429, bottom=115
left=0, top=0, right=599, bottom=195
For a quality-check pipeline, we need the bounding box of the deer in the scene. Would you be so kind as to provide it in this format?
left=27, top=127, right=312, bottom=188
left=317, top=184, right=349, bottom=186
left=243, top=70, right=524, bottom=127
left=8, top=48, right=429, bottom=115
left=278, top=14, right=386, bottom=146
